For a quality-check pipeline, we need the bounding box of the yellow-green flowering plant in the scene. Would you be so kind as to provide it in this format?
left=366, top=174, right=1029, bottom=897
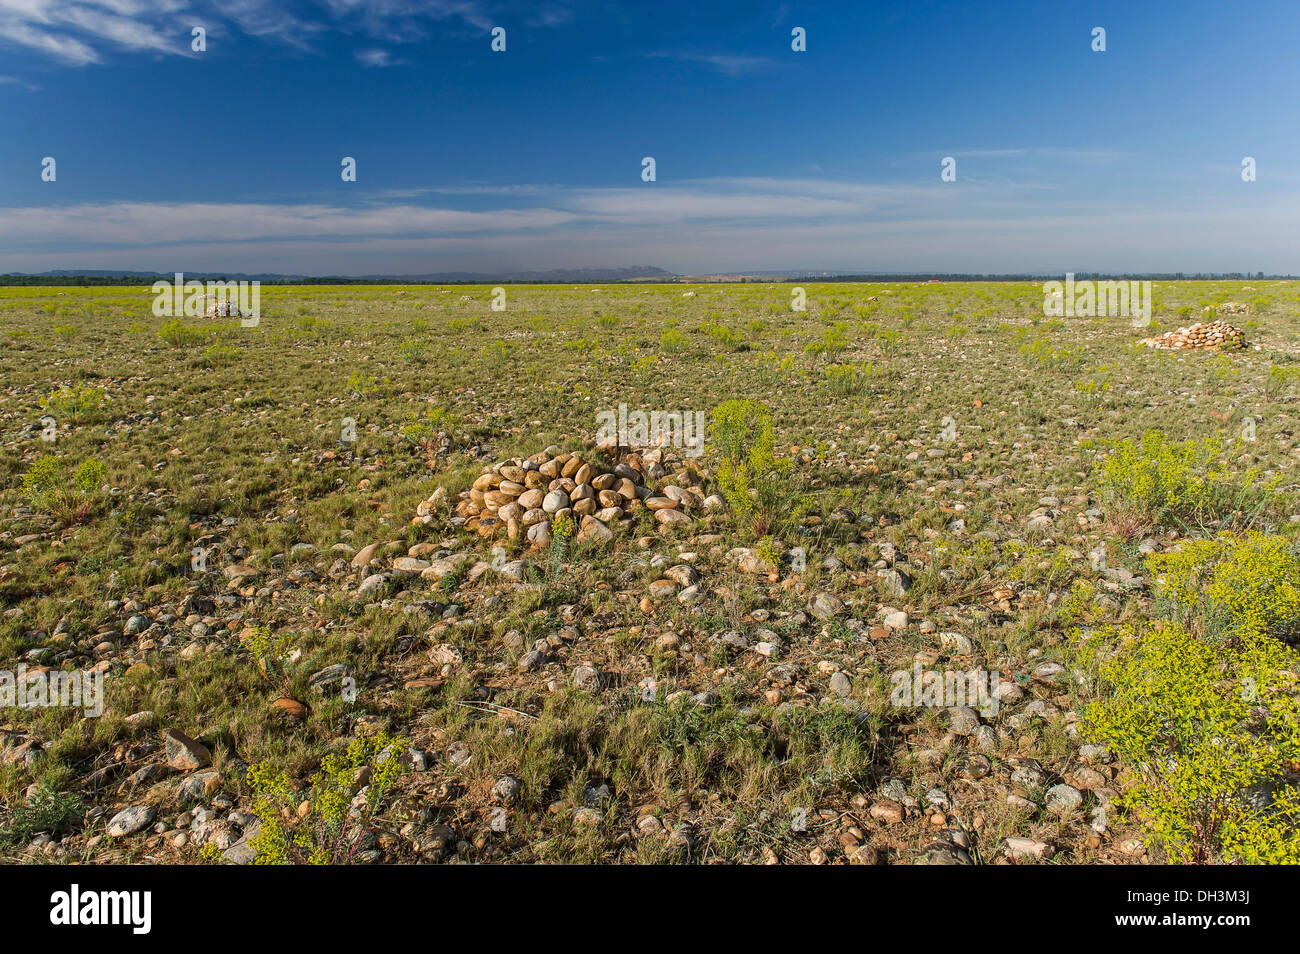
left=1147, top=533, right=1300, bottom=644
left=242, top=731, right=408, bottom=865
left=710, top=399, right=793, bottom=537
left=1080, top=621, right=1300, bottom=863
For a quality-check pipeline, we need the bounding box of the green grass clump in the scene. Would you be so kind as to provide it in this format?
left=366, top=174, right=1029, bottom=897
left=822, top=362, right=872, bottom=396
left=659, top=328, right=689, bottom=353
left=21, top=455, right=106, bottom=523
left=198, top=344, right=242, bottom=367
left=0, top=781, right=82, bottom=847
left=875, top=328, right=903, bottom=355
left=1265, top=364, right=1300, bottom=400
left=804, top=322, right=850, bottom=361
left=158, top=319, right=209, bottom=347
left=701, top=321, right=748, bottom=351
left=43, top=385, right=106, bottom=423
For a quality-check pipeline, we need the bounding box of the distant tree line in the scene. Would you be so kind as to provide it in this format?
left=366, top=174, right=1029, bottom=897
left=0, top=274, right=394, bottom=286
left=0, top=270, right=1291, bottom=287
left=780, top=271, right=1284, bottom=282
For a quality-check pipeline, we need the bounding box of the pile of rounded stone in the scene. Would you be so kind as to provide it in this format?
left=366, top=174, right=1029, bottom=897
left=414, top=445, right=723, bottom=547
left=1141, top=319, right=1246, bottom=351
left=205, top=299, right=242, bottom=318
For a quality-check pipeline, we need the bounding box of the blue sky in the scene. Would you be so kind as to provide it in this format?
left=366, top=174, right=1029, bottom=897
left=2, top=0, right=1298, bottom=275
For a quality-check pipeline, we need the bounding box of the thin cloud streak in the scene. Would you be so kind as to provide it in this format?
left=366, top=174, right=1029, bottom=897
left=0, top=0, right=507, bottom=65
left=3, top=177, right=1297, bottom=274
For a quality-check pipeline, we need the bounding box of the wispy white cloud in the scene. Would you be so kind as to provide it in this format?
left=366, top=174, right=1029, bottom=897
left=317, top=0, right=494, bottom=40
left=354, top=46, right=397, bottom=66
left=0, top=71, right=40, bottom=88
left=643, top=49, right=777, bottom=77
left=0, top=200, right=579, bottom=245
left=0, top=10, right=101, bottom=64
left=907, top=146, right=1135, bottom=163
left=0, top=0, right=512, bottom=65
left=527, top=3, right=573, bottom=28
left=3, top=176, right=1298, bottom=275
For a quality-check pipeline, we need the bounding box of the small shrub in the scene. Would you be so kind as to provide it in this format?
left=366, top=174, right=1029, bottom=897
left=43, top=385, right=107, bottom=423
left=822, top=362, right=872, bottom=396
left=660, top=328, right=689, bottom=353
left=198, top=344, right=242, bottom=367
left=401, top=407, right=454, bottom=452
left=701, top=321, right=748, bottom=351
left=710, top=399, right=794, bottom=536
left=1147, top=533, right=1300, bottom=644
left=344, top=371, right=388, bottom=396
left=1265, top=365, right=1300, bottom=401
left=244, top=624, right=296, bottom=690
left=296, top=315, right=327, bottom=334
left=804, top=322, right=850, bottom=361
left=754, top=535, right=781, bottom=571
left=875, top=329, right=903, bottom=355
left=1078, top=621, right=1300, bottom=863
left=1096, top=430, right=1276, bottom=535
left=245, top=732, right=409, bottom=865
left=549, top=511, right=576, bottom=576
left=1205, top=353, right=1238, bottom=393
left=1074, top=371, right=1111, bottom=407
left=564, top=335, right=600, bottom=355
left=757, top=350, right=797, bottom=384
left=0, top=781, right=82, bottom=847
left=21, top=455, right=106, bottom=523
left=1018, top=335, right=1080, bottom=370
left=158, top=320, right=208, bottom=347
left=484, top=339, right=515, bottom=365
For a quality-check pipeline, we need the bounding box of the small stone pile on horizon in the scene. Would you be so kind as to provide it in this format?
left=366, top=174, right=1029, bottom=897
left=205, top=299, right=242, bottom=318
left=1141, top=319, right=1246, bottom=351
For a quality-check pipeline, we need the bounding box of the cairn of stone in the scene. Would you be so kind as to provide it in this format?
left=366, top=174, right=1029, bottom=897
left=205, top=299, right=242, bottom=318
left=1141, top=319, right=1246, bottom=351
left=413, top=445, right=721, bottom=547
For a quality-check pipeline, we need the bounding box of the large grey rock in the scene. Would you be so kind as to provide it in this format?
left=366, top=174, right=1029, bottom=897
left=808, top=593, right=847, bottom=620
left=107, top=805, right=156, bottom=837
